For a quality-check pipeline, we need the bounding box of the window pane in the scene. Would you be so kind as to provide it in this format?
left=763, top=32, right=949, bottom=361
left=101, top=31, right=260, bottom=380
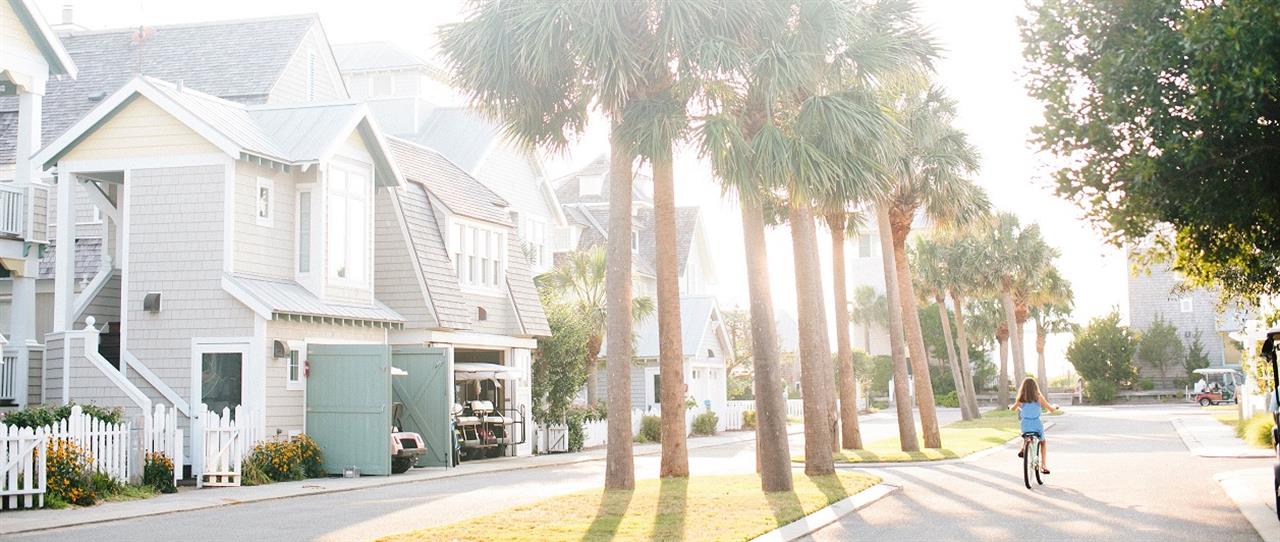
left=298, top=192, right=311, bottom=273
left=288, top=351, right=300, bottom=382
left=328, top=196, right=346, bottom=278
left=348, top=199, right=366, bottom=281
left=201, top=353, right=243, bottom=415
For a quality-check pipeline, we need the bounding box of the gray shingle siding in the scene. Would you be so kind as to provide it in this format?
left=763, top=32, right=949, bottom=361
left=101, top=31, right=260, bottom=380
left=1127, top=260, right=1230, bottom=372
left=505, top=233, right=549, bottom=337
left=374, top=190, right=437, bottom=329
left=387, top=181, right=471, bottom=329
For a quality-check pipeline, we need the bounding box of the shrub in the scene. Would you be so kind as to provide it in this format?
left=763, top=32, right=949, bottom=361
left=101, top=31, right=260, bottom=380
left=143, top=451, right=178, bottom=494
left=563, top=404, right=606, bottom=452
left=240, top=454, right=271, bottom=486
left=1139, top=379, right=1156, bottom=391
left=2, top=403, right=123, bottom=428
left=294, top=434, right=326, bottom=479
left=242, top=434, right=328, bottom=484
left=936, top=391, right=959, bottom=408
left=1239, top=413, right=1277, bottom=448
left=46, top=438, right=96, bottom=506
left=692, top=411, right=719, bottom=436
left=1085, top=380, right=1117, bottom=403
left=636, top=415, right=661, bottom=443
left=742, top=410, right=757, bottom=430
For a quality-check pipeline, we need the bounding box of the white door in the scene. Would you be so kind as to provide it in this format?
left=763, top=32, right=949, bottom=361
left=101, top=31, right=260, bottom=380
left=190, top=339, right=253, bottom=477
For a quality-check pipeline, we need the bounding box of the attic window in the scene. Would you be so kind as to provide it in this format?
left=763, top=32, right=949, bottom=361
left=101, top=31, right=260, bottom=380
left=707, top=349, right=715, bottom=358
left=306, top=51, right=318, bottom=102
left=477, top=307, right=487, bottom=321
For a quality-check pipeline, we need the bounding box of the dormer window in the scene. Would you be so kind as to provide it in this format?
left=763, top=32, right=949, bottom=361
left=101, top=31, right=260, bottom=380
left=452, top=220, right=506, bottom=290
left=327, top=162, right=370, bottom=284
left=579, top=175, right=603, bottom=197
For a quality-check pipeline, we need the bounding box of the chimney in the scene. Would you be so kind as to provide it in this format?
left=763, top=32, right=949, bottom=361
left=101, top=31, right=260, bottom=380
left=61, top=3, right=73, bottom=26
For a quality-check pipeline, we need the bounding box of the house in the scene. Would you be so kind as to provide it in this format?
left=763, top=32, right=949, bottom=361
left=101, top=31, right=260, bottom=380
left=1127, top=256, right=1247, bottom=386
left=0, top=14, right=347, bottom=408
left=0, top=0, right=77, bottom=408
left=552, top=155, right=724, bottom=409
left=334, top=41, right=566, bottom=275
left=600, top=296, right=731, bottom=411
left=846, top=212, right=931, bottom=357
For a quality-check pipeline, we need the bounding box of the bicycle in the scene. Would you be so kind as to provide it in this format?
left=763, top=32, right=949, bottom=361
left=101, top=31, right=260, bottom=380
left=1021, top=432, right=1045, bottom=489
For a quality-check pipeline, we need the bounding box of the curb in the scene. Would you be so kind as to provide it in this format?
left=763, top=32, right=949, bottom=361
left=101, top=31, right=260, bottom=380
left=812, top=421, right=1058, bottom=469
left=748, top=482, right=900, bottom=542
left=1, top=425, right=806, bottom=536
left=1216, top=468, right=1280, bottom=542
left=1171, top=417, right=1273, bottom=458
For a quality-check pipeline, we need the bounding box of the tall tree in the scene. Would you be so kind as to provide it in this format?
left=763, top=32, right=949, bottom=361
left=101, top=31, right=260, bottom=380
left=536, top=247, right=656, bottom=404
left=1023, top=0, right=1280, bottom=300
left=850, top=285, right=889, bottom=353
left=878, top=75, right=986, bottom=447
left=442, top=0, right=656, bottom=489
left=1009, top=221, right=1056, bottom=383
left=911, top=236, right=975, bottom=420
left=967, top=297, right=1011, bottom=405
left=877, top=205, right=919, bottom=451
left=825, top=212, right=863, bottom=449
left=943, top=231, right=984, bottom=417
left=1028, top=266, right=1073, bottom=387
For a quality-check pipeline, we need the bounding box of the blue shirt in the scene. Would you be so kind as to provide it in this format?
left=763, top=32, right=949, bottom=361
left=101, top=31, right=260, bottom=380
left=1019, top=401, right=1045, bottom=435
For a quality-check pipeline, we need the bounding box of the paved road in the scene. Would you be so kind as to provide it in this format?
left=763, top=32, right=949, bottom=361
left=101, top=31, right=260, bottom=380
left=11, top=409, right=955, bottom=542
left=806, top=404, right=1269, bottom=542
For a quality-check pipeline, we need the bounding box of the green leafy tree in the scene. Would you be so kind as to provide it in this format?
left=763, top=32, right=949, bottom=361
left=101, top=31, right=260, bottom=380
left=1066, top=311, right=1139, bottom=398
left=849, top=285, right=888, bottom=353
left=1135, top=315, right=1185, bottom=385
left=1184, top=332, right=1211, bottom=382
left=1022, top=0, right=1280, bottom=299
left=532, top=301, right=594, bottom=424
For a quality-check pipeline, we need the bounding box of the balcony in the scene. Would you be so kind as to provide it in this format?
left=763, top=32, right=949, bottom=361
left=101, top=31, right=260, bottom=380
left=0, top=183, right=49, bottom=244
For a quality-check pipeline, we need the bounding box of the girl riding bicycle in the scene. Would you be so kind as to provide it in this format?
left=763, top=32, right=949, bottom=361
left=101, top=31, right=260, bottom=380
left=1011, top=377, right=1058, bottom=474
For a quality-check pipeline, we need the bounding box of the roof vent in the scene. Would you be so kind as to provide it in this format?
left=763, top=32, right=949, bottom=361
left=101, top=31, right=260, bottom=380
left=477, top=307, right=487, bottom=321
left=61, top=3, right=73, bottom=26
left=87, top=91, right=107, bottom=102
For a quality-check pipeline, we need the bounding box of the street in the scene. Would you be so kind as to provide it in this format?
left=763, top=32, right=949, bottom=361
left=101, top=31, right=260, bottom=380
left=8, top=405, right=1267, bottom=542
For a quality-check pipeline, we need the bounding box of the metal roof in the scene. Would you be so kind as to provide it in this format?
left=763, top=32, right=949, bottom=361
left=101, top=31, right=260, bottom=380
left=333, top=41, right=444, bottom=77
left=405, top=107, right=499, bottom=174
left=387, top=136, right=509, bottom=225
left=225, top=273, right=405, bottom=324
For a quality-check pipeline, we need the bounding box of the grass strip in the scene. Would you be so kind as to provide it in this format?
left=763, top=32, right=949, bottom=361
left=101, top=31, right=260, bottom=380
left=377, top=471, right=879, bottom=542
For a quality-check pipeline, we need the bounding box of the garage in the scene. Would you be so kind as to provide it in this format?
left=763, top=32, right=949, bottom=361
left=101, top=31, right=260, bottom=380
left=305, top=344, right=451, bottom=475
left=451, top=348, right=528, bottom=460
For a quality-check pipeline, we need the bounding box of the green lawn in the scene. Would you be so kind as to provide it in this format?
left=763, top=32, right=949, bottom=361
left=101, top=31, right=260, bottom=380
left=376, top=471, right=879, bottom=542
left=820, top=408, right=1055, bottom=464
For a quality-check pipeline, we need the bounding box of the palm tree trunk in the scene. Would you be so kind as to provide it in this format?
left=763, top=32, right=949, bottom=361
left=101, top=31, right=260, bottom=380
left=1000, top=287, right=1024, bottom=383
left=789, top=202, right=835, bottom=474
left=889, top=216, right=941, bottom=449
left=863, top=319, right=872, bottom=354
left=1035, top=314, right=1048, bottom=390
left=876, top=205, right=918, bottom=451
left=585, top=335, right=602, bottom=405
left=652, top=148, right=688, bottom=478
left=996, top=328, right=1010, bottom=406
left=950, top=292, right=981, bottom=417
left=827, top=213, right=862, bottom=449
left=1015, top=314, right=1029, bottom=384
left=935, top=294, right=972, bottom=420
left=604, top=145, right=635, bottom=491
left=740, top=195, right=793, bottom=492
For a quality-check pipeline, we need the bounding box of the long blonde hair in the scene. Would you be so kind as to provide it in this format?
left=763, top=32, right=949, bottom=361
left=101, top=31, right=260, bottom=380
left=1015, top=377, right=1041, bottom=405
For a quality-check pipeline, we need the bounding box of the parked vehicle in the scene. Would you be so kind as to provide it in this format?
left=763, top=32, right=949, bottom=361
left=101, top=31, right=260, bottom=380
left=390, top=367, right=428, bottom=474
left=1192, top=368, right=1244, bottom=406
left=1260, top=325, right=1279, bottom=521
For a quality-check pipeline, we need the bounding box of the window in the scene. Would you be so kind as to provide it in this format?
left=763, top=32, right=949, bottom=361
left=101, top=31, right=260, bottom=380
left=297, top=190, right=312, bottom=274
left=857, top=233, right=873, bottom=258
left=521, top=217, right=548, bottom=268
left=201, top=353, right=243, bottom=415
left=652, top=373, right=661, bottom=404
left=452, top=220, right=505, bottom=289
left=631, top=230, right=639, bottom=253
left=286, top=348, right=304, bottom=391
left=255, top=177, right=273, bottom=227
left=692, top=369, right=701, bottom=380
left=1179, top=297, right=1193, bottom=313
left=327, top=163, right=369, bottom=283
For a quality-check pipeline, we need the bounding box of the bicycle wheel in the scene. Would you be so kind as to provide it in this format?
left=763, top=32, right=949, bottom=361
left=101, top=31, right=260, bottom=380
left=1023, top=439, right=1033, bottom=489
left=1035, top=445, right=1044, bottom=486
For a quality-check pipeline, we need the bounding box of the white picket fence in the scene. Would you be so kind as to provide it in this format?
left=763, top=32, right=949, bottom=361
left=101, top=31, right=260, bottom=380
left=51, top=408, right=133, bottom=482
left=197, top=405, right=262, bottom=488
left=144, top=404, right=183, bottom=484
left=0, top=425, right=47, bottom=509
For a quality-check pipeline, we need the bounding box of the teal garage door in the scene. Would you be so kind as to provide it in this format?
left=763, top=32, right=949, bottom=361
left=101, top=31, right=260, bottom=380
left=306, top=344, right=392, bottom=476
left=391, top=347, right=451, bottom=467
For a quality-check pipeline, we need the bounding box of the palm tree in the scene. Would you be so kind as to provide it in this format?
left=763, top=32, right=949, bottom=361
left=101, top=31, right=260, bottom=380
left=849, top=285, right=888, bottom=352
left=966, top=297, right=1010, bottom=404
left=878, top=75, right=986, bottom=447
left=825, top=211, right=863, bottom=449
left=876, top=204, right=919, bottom=451
left=1028, top=267, right=1073, bottom=388
left=943, top=231, right=986, bottom=417
left=536, top=247, right=656, bottom=404
left=1005, top=219, right=1055, bottom=383
left=986, top=213, right=1033, bottom=390
left=911, top=236, right=975, bottom=420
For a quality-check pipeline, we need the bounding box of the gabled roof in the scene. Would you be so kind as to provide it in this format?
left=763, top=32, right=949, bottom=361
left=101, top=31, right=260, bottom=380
left=560, top=203, right=700, bottom=278
left=7, top=0, right=78, bottom=77
left=389, top=179, right=472, bottom=330
left=387, top=136, right=509, bottom=225
left=333, top=41, right=444, bottom=77
left=553, top=154, right=653, bottom=207
left=403, top=107, right=500, bottom=174
left=0, top=14, right=319, bottom=161
left=224, top=273, right=404, bottom=325
left=33, top=76, right=403, bottom=188
left=505, top=233, right=550, bottom=337
left=602, top=296, right=728, bottom=358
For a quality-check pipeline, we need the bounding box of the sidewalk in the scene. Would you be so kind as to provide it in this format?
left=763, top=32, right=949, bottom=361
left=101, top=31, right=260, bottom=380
left=0, top=424, right=802, bottom=535
left=1217, top=468, right=1280, bottom=542
left=1171, top=415, right=1273, bottom=458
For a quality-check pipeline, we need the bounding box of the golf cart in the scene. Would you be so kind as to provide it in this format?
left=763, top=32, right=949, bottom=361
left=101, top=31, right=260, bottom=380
left=451, top=362, right=527, bottom=461
left=1260, top=325, right=1279, bottom=521
left=390, top=366, right=428, bottom=474
left=1192, top=367, right=1245, bottom=406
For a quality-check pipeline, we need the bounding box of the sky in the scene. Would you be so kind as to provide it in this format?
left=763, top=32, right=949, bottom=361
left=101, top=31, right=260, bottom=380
left=35, top=0, right=1130, bottom=377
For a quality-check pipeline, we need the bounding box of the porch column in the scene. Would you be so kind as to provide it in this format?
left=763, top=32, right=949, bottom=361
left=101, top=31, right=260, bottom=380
left=14, top=90, right=41, bottom=186
left=52, top=169, right=77, bottom=332
left=10, top=276, right=36, bottom=406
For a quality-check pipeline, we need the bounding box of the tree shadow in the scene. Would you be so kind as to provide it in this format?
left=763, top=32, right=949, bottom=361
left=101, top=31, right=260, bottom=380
left=650, top=477, right=689, bottom=542
left=582, top=488, right=634, bottom=542
left=764, top=486, right=804, bottom=527
left=811, top=473, right=851, bottom=505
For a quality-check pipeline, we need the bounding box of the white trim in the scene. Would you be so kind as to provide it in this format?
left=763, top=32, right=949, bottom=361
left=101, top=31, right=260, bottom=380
left=70, top=266, right=114, bottom=323
left=220, top=275, right=273, bottom=319
left=80, top=181, right=118, bottom=224
left=121, top=351, right=190, bottom=416
left=52, top=168, right=74, bottom=332
left=388, top=329, right=537, bottom=350
left=255, top=176, right=274, bottom=227
left=645, top=366, right=661, bottom=407
left=189, top=337, right=254, bottom=478
left=224, top=157, right=236, bottom=274
left=57, top=154, right=228, bottom=173
left=12, top=0, right=78, bottom=77
left=296, top=187, right=314, bottom=276
left=119, top=168, right=131, bottom=375
left=285, top=340, right=306, bottom=391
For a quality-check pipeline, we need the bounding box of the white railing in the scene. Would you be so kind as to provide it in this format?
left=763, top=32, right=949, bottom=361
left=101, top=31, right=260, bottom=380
left=0, top=425, right=47, bottom=510
left=0, top=184, right=25, bottom=239
left=197, top=404, right=261, bottom=488
left=0, top=355, right=16, bottom=403
left=145, top=403, right=183, bottom=484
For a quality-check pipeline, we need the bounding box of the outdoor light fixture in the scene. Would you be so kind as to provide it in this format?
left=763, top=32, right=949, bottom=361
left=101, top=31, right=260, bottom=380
left=142, top=292, right=161, bottom=312
left=273, top=340, right=289, bottom=359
